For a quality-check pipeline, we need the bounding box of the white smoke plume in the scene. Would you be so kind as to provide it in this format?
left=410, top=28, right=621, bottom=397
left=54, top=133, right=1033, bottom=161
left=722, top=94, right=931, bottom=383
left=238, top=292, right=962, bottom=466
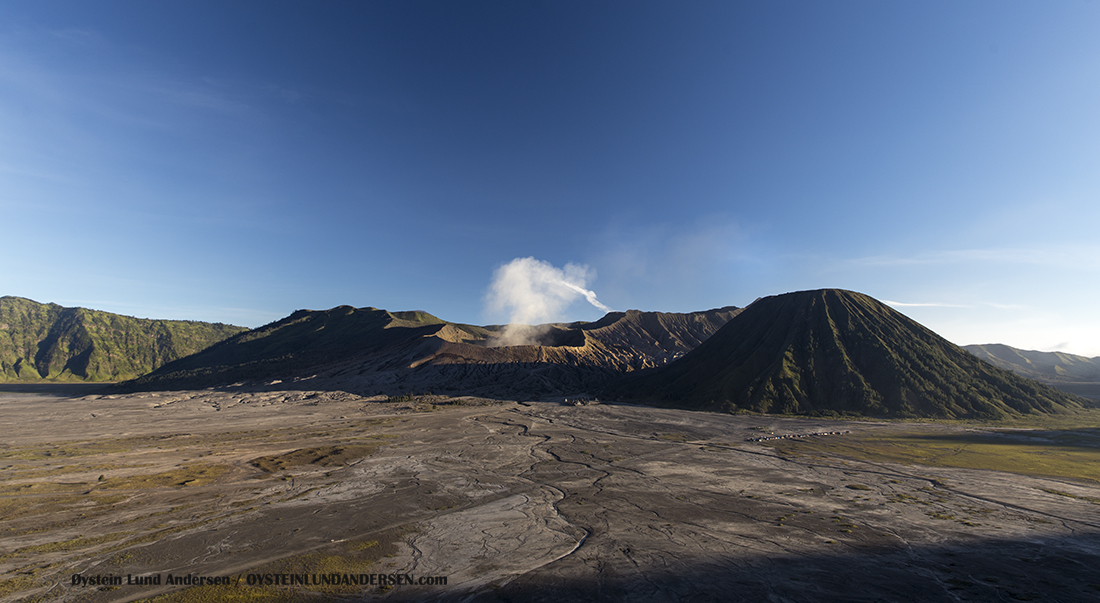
left=486, top=257, right=613, bottom=346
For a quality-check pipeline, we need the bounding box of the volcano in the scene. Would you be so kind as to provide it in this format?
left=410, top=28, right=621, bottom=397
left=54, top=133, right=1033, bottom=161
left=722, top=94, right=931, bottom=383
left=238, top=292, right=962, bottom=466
left=123, top=305, right=740, bottom=397
left=605, top=289, right=1093, bottom=419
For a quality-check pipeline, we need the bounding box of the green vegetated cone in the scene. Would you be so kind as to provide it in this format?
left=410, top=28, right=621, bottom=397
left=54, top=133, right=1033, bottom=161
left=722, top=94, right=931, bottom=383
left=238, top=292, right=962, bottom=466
left=606, top=289, right=1093, bottom=419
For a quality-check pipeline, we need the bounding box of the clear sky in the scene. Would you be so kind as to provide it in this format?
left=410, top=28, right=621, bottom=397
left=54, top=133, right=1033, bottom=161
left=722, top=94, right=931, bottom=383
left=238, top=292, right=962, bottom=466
left=2, top=1, right=1099, bottom=356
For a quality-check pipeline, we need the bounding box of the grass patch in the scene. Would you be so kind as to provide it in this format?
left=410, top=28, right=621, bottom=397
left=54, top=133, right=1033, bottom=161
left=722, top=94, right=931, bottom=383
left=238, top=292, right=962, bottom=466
left=0, top=423, right=394, bottom=464
left=960, top=409, right=1100, bottom=430
left=1038, top=487, right=1100, bottom=504
left=259, top=534, right=401, bottom=592
left=147, top=530, right=409, bottom=602
left=0, top=436, right=185, bottom=461
left=0, top=575, right=40, bottom=598
left=1, top=462, right=149, bottom=480
left=99, top=464, right=232, bottom=489
left=0, top=531, right=132, bottom=562
left=0, top=481, right=89, bottom=495
left=250, top=445, right=378, bottom=473
left=763, top=429, right=1100, bottom=483
left=0, top=492, right=128, bottom=522
left=142, top=583, right=306, bottom=603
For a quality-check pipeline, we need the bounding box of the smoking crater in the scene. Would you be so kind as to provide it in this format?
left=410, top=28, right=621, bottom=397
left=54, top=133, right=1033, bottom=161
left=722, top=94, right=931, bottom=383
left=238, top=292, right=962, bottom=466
left=485, top=257, right=613, bottom=346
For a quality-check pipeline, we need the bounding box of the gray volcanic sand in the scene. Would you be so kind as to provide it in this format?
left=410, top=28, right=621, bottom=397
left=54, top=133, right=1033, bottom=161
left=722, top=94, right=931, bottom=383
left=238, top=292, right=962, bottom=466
left=2, top=385, right=1099, bottom=602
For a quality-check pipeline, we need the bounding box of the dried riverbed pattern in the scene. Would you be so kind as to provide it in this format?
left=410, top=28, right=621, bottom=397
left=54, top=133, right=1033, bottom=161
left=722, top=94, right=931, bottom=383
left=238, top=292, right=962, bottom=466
left=1, top=387, right=1099, bottom=602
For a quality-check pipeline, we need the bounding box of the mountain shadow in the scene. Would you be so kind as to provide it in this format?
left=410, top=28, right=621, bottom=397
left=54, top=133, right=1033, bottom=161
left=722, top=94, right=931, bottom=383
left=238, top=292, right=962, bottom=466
left=382, top=533, right=1100, bottom=603
left=604, top=289, right=1095, bottom=419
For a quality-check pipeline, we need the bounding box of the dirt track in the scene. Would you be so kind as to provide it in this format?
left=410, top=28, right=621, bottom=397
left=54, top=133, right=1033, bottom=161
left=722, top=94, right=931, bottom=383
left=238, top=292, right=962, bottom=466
left=2, top=385, right=1099, bottom=602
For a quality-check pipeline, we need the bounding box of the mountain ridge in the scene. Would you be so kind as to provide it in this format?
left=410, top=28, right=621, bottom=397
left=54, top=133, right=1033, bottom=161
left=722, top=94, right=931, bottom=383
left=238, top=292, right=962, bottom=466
left=963, top=343, right=1100, bottom=400
left=123, top=305, right=741, bottom=395
left=0, top=296, right=246, bottom=382
left=12, top=291, right=1093, bottom=419
left=604, top=289, right=1093, bottom=419
left=963, top=343, right=1100, bottom=381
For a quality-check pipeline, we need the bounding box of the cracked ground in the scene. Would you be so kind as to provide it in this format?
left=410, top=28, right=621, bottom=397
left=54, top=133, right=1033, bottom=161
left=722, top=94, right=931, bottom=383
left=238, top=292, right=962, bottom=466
left=2, top=385, right=1099, bottom=602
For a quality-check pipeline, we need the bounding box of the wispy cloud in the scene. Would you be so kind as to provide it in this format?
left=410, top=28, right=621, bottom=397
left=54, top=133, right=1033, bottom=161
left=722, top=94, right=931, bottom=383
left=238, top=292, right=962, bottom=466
left=978, top=302, right=1028, bottom=310
left=848, top=246, right=1100, bottom=270
left=47, top=28, right=108, bottom=47
left=0, top=30, right=257, bottom=139
left=882, top=300, right=971, bottom=308
left=883, top=300, right=1029, bottom=310
left=264, top=84, right=302, bottom=104
left=593, top=214, right=759, bottom=310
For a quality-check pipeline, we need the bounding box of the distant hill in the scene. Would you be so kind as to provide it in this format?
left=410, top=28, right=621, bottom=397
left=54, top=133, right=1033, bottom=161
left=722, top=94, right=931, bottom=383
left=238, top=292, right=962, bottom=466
left=605, top=289, right=1094, bottom=419
left=963, top=344, right=1100, bottom=382
left=0, top=296, right=246, bottom=382
left=123, top=305, right=741, bottom=397
left=963, top=343, right=1100, bottom=400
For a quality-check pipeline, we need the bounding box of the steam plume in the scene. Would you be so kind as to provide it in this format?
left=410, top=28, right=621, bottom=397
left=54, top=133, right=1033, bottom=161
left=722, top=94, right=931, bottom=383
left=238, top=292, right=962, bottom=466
left=556, top=280, right=613, bottom=313
left=486, top=257, right=613, bottom=346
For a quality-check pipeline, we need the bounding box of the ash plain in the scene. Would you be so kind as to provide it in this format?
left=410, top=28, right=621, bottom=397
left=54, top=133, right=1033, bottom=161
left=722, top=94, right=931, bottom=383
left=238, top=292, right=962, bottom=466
left=2, top=384, right=1099, bottom=602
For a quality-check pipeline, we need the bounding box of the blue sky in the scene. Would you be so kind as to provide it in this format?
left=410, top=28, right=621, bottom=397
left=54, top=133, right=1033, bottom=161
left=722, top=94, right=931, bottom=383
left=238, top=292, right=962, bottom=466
left=2, top=1, right=1099, bottom=356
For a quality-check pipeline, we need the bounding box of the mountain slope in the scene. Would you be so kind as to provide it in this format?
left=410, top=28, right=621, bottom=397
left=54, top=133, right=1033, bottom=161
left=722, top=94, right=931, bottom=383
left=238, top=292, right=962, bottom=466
left=964, top=343, right=1100, bottom=400
left=126, top=306, right=457, bottom=388
left=606, top=289, right=1093, bottom=419
left=0, top=296, right=246, bottom=382
left=963, top=344, right=1100, bottom=382
left=124, top=305, right=741, bottom=395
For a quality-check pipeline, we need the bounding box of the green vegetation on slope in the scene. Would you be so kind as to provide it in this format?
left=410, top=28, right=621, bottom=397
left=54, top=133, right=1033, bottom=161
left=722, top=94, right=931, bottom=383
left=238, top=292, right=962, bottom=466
left=0, top=296, right=246, bottom=382
left=608, top=289, right=1095, bottom=419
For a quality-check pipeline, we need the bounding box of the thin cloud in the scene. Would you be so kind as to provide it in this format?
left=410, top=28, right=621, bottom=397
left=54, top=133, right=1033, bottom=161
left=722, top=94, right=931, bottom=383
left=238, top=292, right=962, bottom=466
left=0, top=33, right=256, bottom=138
left=264, top=84, right=302, bottom=104
left=882, top=300, right=971, bottom=308
left=593, top=215, right=754, bottom=310
left=849, top=246, right=1100, bottom=270
left=978, top=302, right=1028, bottom=310
left=48, top=28, right=107, bottom=47
left=884, top=300, right=1028, bottom=310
